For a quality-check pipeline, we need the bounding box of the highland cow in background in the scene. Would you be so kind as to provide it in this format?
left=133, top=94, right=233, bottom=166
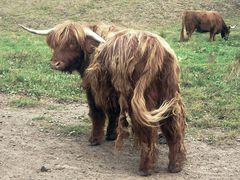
left=180, top=10, right=235, bottom=41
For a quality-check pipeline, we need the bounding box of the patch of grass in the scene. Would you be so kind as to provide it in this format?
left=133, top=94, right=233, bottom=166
left=32, top=116, right=46, bottom=121
left=186, top=127, right=239, bottom=145
left=161, top=24, right=240, bottom=134
left=60, top=115, right=90, bottom=136
left=0, top=33, right=84, bottom=102
left=10, top=97, right=40, bottom=108
left=46, top=105, right=60, bottom=110
left=60, top=124, right=89, bottom=136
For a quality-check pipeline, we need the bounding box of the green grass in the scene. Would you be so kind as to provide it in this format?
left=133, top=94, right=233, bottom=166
left=0, top=33, right=84, bottom=102
left=60, top=124, right=89, bottom=136
left=150, top=24, right=240, bottom=135
left=60, top=115, right=90, bottom=136
left=32, top=116, right=46, bottom=121
left=10, top=97, right=40, bottom=108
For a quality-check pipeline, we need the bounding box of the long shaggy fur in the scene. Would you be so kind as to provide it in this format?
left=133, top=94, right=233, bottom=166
left=46, top=21, right=86, bottom=49
left=40, top=20, right=186, bottom=175
left=46, top=20, right=120, bottom=53
left=86, top=30, right=180, bottom=127
left=84, top=30, right=186, bottom=174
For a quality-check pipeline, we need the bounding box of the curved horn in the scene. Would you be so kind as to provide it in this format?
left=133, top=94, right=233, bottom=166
left=83, top=27, right=106, bottom=43
left=18, top=24, right=54, bottom=35
left=230, top=25, right=237, bottom=29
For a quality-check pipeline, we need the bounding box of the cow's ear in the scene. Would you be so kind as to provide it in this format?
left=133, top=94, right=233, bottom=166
left=84, top=36, right=100, bottom=54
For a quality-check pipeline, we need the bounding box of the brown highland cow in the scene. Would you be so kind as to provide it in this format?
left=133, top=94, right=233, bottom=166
left=180, top=10, right=235, bottom=41
left=20, top=21, right=186, bottom=176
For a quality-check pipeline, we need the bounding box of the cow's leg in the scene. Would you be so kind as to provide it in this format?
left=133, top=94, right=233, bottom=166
left=186, top=25, right=195, bottom=40
left=106, top=107, right=120, bottom=141
left=187, top=29, right=194, bottom=39
left=209, top=32, right=214, bottom=41
left=213, top=33, right=217, bottom=41
left=115, top=95, right=130, bottom=150
left=180, top=26, right=187, bottom=41
left=138, top=127, right=158, bottom=176
left=209, top=29, right=216, bottom=41
left=213, top=36, right=216, bottom=41
left=160, top=108, right=186, bottom=173
left=130, top=114, right=158, bottom=176
left=87, top=90, right=106, bottom=146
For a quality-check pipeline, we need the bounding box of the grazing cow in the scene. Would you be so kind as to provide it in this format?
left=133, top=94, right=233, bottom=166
left=180, top=10, right=234, bottom=41
left=20, top=21, right=186, bottom=175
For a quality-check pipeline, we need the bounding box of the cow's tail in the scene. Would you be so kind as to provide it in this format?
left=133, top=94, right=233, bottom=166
left=131, top=36, right=178, bottom=127
left=180, top=12, right=188, bottom=41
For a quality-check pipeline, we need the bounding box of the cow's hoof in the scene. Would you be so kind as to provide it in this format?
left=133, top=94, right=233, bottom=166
left=89, top=137, right=101, bottom=146
left=168, top=162, right=183, bottom=173
left=105, top=133, right=117, bottom=141
left=138, top=170, right=152, bottom=176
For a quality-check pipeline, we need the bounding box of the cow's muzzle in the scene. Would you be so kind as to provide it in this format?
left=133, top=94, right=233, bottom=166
left=50, top=61, right=65, bottom=70
left=224, top=37, right=229, bottom=40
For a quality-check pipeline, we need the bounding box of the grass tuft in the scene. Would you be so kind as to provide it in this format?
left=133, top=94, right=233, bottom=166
left=60, top=124, right=88, bottom=136
left=10, top=97, right=40, bottom=108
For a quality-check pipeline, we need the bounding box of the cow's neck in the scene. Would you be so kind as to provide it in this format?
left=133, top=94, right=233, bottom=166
left=77, top=49, right=97, bottom=78
left=221, top=22, right=228, bottom=35
left=222, top=21, right=227, bottom=29
left=74, top=51, right=87, bottom=77
left=77, top=36, right=101, bottom=77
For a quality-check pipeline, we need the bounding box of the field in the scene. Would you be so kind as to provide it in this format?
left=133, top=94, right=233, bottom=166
left=0, top=0, right=240, bottom=179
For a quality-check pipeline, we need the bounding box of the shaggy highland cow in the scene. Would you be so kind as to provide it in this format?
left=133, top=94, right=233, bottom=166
left=20, top=21, right=186, bottom=175
left=180, top=10, right=236, bottom=41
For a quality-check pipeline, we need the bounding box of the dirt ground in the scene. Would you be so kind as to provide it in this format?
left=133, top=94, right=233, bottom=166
left=0, top=93, right=239, bottom=180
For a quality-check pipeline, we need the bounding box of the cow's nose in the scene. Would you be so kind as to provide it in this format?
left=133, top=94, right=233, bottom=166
left=54, top=61, right=61, bottom=67
left=51, top=61, right=63, bottom=69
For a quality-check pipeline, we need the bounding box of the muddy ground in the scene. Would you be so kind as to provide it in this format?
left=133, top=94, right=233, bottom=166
left=0, top=93, right=239, bottom=180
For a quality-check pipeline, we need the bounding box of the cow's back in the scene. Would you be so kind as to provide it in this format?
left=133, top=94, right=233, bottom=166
left=85, top=30, right=179, bottom=113
left=88, top=23, right=122, bottom=40
left=183, top=10, right=223, bottom=32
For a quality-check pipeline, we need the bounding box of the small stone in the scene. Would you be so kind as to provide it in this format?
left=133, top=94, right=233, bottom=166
left=236, top=138, right=240, bottom=142
left=76, top=155, right=83, bottom=159
left=40, top=166, right=49, bottom=172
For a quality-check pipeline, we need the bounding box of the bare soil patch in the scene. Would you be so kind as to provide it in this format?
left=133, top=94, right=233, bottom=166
left=1, top=93, right=239, bottom=180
